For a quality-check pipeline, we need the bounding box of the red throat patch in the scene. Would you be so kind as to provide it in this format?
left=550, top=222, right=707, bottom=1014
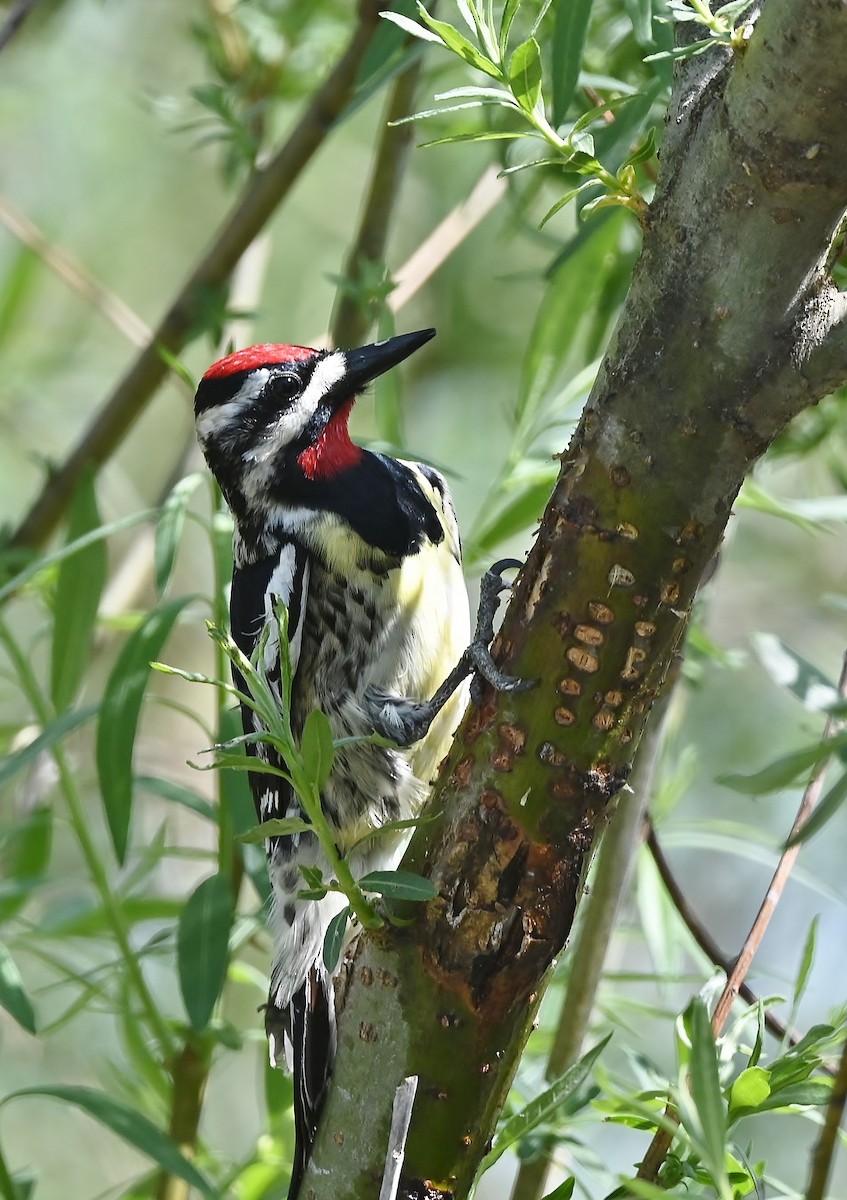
left=298, top=399, right=362, bottom=479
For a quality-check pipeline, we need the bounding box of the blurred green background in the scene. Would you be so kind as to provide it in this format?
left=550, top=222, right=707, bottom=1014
left=1, top=1, right=846, bottom=1197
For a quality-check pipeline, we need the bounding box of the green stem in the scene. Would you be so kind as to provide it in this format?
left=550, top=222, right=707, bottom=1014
left=299, top=781, right=384, bottom=932
left=0, top=1138, right=19, bottom=1200
left=330, top=39, right=426, bottom=349
left=0, top=617, right=176, bottom=1056
left=154, top=1034, right=212, bottom=1200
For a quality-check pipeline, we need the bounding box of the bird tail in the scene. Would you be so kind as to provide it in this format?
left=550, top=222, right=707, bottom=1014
left=266, top=966, right=336, bottom=1200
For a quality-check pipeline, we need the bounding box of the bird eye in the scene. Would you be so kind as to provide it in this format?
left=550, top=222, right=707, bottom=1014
left=269, top=372, right=302, bottom=403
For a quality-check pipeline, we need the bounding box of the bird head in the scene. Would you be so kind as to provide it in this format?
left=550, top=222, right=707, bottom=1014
left=195, top=329, right=435, bottom=496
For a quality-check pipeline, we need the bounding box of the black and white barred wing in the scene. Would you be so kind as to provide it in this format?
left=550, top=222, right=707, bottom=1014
left=229, top=539, right=310, bottom=822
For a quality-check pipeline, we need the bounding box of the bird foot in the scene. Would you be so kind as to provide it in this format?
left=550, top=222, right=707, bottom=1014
left=364, top=558, right=534, bottom=748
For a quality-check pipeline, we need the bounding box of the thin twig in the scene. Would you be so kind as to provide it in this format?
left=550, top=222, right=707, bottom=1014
left=388, top=164, right=506, bottom=314
left=646, top=824, right=806, bottom=1050
left=712, top=653, right=847, bottom=1035
left=8, top=0, right=383, bottom=553
left=636, top=650, right=847, bottom=1184
left=805, top=1031, right=847, bottom=1200
left=0, top=0, right=41, bottom=54
left=331, top=47, right=426, bottom=348
left=0, top=194, right=157, bottom=355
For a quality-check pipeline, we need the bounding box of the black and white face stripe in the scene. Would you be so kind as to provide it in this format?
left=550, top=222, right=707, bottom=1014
left=195, top=349, right=347, bottom=459
left=240, top=353, right=347, bottom=466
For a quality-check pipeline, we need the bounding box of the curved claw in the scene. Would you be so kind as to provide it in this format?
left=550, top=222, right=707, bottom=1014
left=487, top=557, right=524, bottom=582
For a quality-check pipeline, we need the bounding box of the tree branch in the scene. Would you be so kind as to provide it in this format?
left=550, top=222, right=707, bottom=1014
left=387, top=166, right=505, bottom=314
left=805, top=1030, right=847, bottom=1200
left=0, top=194, right=157, bottom=355
left=0, top=0, right=41, bottom=55
left=8, top=0, right=383, bottom=553
left=636, top=650, right=847, bottom=1183
left=304, top=2, right=847, bottom=1195
left=330, top=46, right=426, bottom=349
left=645, top=825, right=804, bottom=1050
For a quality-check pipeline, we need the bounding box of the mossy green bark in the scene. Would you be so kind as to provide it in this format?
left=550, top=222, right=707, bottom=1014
left=304, top=2, right=847, bottom=1196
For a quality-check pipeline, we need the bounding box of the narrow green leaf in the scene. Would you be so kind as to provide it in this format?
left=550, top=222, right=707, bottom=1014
left=686, top=999, right=727, bottom=1184
left=787, top=769, right=847, bottom=847
left=347, top=811, right=440, bottom=853
left=417, top=7, right=502, bottom=78
left=379, top=10, right=444, bottom=43
left=754, top=1080, right=832, bottom=1111
left=96, top=597, right=192, bottom=863
left=552, top=0, right=593, bottom=124
left=177, top=873, right=234, bottom=1032
left=499, top=0, right=521, bottom=59
left=623, top=0, right=652, bottom=45
left=539, top=182, right=596, bottom=227
left=50, top=472, right=107, bottom=712
left=0, top=1087, right=215, bottom=1195
left=136, top=775, right=216, bottom=822
left=300, top=708, right=335, bottom=791
left=0, top=1157, right=35, bottom=1200
left=466, top=473, right=557, bottom=562
left=717, top=731, right=847, bottom=795
left=0, top=705, right=97, bottom=787
left=543, top=1179, right=575, bottom=1200
left=237, top=817, right=312, bottom=844
left=753, top=633, right=841, bottom=712
left=0, top=510, right=155, bottom=608
left=155, top=343, right=196, bottom=391
left=323, top=907, right=350, bottom=973
left=643, top=36, right=716, bottom=63
left=41, top=896, right=184, bottom=937
left=729, top=1066, right=771, bottom=1117
left=517, top=216, right=620, bottom=426
left=0, top=806, right=52, bottom=922
left=358, top=870, right=438, bottom=901
left=622, top=126, right=657, bottom=170
left=748, top=1003, right=764, bottom=1069
left=0, top=245, right=39, bottom=350
left=792, top=916, right=819, bottom=1009
left=155, top=473, right=204, bottom=595
left=195, top=751, right=289, bottom=778
left=0, top=941, right=36, bottom=1033
left=217, top=707, right=271, bottom=904
left=419, top=130, right=528, bottom=147
left=508, top=37, right=543, bottom=115
left=475, top=1034, right=611, bottom=1178
left=455, top=0, right=482, bottom=38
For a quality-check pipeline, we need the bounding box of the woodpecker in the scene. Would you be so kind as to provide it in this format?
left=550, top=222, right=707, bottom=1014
left=194, top=329, right=522, bottom=1197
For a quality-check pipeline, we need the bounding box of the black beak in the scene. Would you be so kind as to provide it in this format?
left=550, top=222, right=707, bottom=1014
left=341, top=329, right=436, bottom=394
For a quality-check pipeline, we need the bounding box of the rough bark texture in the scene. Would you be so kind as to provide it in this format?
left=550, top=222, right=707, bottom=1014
left=303, top=1, right=847, bottom=1196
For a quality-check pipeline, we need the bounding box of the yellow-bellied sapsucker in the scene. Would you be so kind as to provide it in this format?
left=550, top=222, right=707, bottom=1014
left=194, top=329, right=522, bottom=1197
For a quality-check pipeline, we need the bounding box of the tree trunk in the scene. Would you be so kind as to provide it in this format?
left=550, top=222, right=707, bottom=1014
left=303, top=1, right=847, bottom=1195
